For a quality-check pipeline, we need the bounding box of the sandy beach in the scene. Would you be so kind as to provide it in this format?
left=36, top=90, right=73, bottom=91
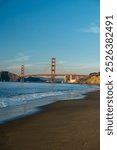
left=0, top=90, right=100, bottom=150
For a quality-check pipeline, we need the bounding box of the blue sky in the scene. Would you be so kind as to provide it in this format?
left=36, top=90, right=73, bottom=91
left=0, top=0, right=100, bottom=75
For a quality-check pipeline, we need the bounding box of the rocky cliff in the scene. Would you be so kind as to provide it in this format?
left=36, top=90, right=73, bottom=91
left=0, top=71, right=20, bottom=82
left=77, top=72, right=100, bottom=85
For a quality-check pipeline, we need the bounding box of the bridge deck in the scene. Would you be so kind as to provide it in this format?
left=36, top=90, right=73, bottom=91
left=20, top=74, right=88, bottom=77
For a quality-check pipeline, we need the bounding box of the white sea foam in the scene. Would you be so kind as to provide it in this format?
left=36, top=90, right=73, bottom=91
left=0, top=102, right=7, bottom=108
left=0, top=82, right=99, bottom=123
left=0, top=83, right=97, bottom=108
left=0, top=91, right=64, bottom=108
left=0, top=82, right=99, bottom=109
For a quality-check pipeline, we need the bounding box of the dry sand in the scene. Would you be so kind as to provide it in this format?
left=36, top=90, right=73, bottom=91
left=0, top=90, right=100, bottom=150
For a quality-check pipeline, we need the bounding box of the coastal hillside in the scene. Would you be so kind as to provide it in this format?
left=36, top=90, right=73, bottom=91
left=0, top=71, right=20, bottom=82
left=77, top=72, right=100, bottom=85
left=24, top=77, right=47, bottom=82
left=0, top=71, right=49, bottom=82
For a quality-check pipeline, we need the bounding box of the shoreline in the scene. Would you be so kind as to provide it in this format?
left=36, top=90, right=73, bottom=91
left=0, top=90, right=100, bottom=150
left=0, top=88, right=99, bottom=124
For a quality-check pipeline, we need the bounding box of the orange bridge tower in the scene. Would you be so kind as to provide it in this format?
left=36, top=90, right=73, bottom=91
left=20, top=65, right=24, bottom=82
left=51, top=58, right=56, bottom=83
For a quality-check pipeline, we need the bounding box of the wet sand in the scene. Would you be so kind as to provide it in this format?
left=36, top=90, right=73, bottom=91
left=0, top=90, right=100, bottom=150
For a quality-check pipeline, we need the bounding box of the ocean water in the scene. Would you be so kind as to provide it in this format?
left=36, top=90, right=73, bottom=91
left=0, top=82, right=99, bottom=123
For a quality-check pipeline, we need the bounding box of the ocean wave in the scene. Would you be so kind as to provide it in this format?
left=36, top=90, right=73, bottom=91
left=0, top=83, right=99, bottom=109
left=0, top=102, right=7, bottom=108
left=0, top=91, right=64, bottom=108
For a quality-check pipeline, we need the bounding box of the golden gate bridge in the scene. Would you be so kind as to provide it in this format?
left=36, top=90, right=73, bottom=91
left=20, top=58, right=88, bottom=83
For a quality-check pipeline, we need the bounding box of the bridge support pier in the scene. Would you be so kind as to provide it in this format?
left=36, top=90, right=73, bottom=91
left=64, top=75, right=69, bottom=83
left=64, top=75, right=66, bottom=83
left=64, top=74, right=77, bottom=83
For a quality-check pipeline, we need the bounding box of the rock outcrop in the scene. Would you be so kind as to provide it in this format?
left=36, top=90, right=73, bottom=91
left=0, top=71, right=20, bottom=82
left=77, top=72, right=100, bottom=85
